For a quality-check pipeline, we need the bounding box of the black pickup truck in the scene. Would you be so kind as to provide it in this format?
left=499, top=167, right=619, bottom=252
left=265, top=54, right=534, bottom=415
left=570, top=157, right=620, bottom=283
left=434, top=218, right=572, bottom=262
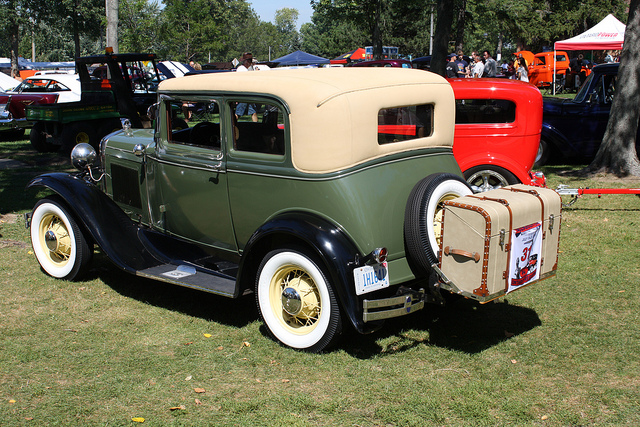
left=537, top=62, right=640, bottom=165
left=26, top=52, right=159, bottom=153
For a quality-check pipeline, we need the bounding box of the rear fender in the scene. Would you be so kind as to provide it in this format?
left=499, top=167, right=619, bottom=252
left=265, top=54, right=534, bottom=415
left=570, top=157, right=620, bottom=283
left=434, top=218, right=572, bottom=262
left=457, top=154, right=532, bottom=185
left=239, top=212, right=382, bottom=334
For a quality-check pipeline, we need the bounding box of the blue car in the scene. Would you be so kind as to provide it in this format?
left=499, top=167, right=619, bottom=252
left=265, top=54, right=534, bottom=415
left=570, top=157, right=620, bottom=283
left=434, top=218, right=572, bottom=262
left=537, top=63, right=640, bottom=165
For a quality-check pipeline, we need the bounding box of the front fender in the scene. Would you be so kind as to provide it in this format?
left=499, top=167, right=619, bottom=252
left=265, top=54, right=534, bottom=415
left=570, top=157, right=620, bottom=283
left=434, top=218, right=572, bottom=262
left=541, top=123, right=576, bottom=158
left=27, top=172, right=164, bottom=273
left=239, top=212, right=382, bottom=334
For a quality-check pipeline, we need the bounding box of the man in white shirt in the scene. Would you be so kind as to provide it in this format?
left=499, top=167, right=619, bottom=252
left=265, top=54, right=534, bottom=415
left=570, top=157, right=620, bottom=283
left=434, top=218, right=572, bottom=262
left=472, top=55, right=484, bottom=78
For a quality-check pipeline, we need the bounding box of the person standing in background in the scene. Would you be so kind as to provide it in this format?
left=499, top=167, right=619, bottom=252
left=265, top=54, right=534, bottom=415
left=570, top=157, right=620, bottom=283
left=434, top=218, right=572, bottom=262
left=482, top=51, right=497, bottom=77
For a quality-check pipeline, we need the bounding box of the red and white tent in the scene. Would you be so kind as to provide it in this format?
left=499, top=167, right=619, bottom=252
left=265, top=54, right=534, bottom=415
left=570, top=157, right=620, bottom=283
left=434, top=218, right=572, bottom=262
left=554, top=14, right=626, bottom=51
left=552, top=14, right=625, bottom=93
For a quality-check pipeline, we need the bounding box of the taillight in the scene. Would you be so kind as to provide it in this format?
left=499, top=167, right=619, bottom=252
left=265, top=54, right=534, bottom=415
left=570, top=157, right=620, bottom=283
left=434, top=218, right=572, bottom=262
left=373, top=247, right=388, bottom=264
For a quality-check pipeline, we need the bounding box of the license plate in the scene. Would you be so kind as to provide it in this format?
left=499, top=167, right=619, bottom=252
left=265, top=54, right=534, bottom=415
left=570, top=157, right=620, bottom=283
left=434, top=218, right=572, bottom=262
left=354, top=262, right=389, bottom=295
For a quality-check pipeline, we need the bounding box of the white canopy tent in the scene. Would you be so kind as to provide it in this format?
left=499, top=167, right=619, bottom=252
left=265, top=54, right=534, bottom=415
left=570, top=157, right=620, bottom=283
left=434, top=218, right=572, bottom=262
left=552, top=14, right=626, bottom=93
left=554, top=14, right=625, bottom=51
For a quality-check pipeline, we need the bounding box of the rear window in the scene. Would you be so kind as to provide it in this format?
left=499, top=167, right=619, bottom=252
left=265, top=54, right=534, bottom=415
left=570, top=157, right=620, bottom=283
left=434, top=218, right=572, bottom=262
left=455, top=99, right=516, bottom=124
left=378, top=104, right=433, bottom=144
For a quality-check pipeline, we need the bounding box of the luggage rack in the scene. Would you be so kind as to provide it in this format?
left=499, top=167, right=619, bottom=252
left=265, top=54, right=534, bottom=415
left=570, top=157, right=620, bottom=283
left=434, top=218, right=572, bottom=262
left=555, top=184, right=640, bottom=207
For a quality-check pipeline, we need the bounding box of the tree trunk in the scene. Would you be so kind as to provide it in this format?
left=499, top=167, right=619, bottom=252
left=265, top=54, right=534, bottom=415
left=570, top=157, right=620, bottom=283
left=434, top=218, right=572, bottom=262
left=430, top=0, right=455, bottom=77
left=10, top=21, right=20, bottom=80
left=73, top=12, right=81, bottom=59
left=454, top=0, right=466, bottom=53
left=496, top=33, right=503, bottom=61
left=106, top=0, right=119, bottom=53
left=587, top=0, right=640, bottom=176
left=372, top=0, right=383, bottom=59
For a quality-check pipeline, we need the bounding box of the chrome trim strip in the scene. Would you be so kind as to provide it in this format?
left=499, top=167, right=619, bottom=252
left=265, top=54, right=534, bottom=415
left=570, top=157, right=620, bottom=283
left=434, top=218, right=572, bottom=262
left=228, top=151, right=452, bottom=182
left=148, top=155, right=226, bottom=173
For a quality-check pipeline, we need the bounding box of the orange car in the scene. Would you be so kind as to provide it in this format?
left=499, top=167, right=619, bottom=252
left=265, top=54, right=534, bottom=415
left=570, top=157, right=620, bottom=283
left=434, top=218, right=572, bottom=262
left=528, top=51, right=570, bottom=87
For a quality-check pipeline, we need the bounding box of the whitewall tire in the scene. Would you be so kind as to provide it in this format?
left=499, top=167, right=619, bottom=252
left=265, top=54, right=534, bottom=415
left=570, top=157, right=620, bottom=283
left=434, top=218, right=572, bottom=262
left=256, top=249, right=341, bottom=352
left=30, top=197, right=92, bottom=280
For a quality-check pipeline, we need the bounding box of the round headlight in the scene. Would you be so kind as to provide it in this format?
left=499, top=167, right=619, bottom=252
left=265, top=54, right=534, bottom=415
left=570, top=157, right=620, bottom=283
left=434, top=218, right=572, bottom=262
left=70, top=143, right=97, bottom=171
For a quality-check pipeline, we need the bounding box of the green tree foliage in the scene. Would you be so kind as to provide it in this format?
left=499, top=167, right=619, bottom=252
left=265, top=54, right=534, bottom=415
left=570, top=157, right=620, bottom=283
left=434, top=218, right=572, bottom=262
left=119, top=0, right=163, bottom=53
left=159, top=0, right=228, bottom=62
left=0, top=0, right=631, bottom=67
left=0, top=0, right=30, bottom=76
left=310, top=0, right=388, bottom=58
left=33, top=0, right=104, bottom=59
left=275, top=8, right=301, bottom=53
left=301, top=11, right=368, bottom=58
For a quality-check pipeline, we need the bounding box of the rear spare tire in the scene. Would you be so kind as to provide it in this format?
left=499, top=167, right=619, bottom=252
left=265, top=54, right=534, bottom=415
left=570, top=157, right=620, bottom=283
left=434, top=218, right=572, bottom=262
left=404, top=173, right=472, bottom=274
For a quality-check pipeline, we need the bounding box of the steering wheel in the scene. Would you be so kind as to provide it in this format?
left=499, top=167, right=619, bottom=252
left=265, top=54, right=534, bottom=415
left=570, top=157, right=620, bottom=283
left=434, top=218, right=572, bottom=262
left=190, top=122, right=220, bottom=148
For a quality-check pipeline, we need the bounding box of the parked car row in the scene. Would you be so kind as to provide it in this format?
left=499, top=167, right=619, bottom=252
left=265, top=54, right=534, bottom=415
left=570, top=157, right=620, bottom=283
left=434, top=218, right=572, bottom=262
left=0, top=71, right=80, bottom=138
left=7, top=55, right=628, bottom=183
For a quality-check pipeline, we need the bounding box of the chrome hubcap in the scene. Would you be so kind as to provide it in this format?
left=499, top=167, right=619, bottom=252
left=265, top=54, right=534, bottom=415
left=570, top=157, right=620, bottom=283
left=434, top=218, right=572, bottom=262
left=281, top=287, right=302, bottom=315
left=44, top=230, right=58, bottom=251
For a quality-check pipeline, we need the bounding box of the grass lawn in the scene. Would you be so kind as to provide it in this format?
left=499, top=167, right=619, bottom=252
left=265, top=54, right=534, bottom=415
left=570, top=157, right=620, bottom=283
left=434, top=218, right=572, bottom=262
left=1, top=135, right=640, bottom=426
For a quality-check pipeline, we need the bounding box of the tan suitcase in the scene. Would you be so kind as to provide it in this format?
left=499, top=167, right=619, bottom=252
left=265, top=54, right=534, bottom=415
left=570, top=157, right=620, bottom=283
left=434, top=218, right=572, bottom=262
left=437, top=184, right=561, bottom=303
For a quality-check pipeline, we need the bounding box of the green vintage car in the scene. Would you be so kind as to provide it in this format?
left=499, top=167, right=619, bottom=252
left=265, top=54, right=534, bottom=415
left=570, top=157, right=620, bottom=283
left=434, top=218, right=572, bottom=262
left=26, top=68, right=474, bottom=352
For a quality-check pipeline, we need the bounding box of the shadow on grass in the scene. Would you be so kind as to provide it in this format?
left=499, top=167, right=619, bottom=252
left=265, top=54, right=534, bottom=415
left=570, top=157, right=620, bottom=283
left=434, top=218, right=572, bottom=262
left=85, top=252, right=541, bottom=356
left=343, top=297, right=541, bottom=359
left=0, top=139, right=71, bottom=214
left=88, top=253, right=258, bottom=329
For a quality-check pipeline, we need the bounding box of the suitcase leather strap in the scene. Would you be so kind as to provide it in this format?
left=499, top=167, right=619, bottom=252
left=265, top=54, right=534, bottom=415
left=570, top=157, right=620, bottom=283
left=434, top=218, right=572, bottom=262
left=469, top=195, right=514, bottom=294
left=443, top=246, right=481, bottom=262
left=441, top=200, right=493, bottom=297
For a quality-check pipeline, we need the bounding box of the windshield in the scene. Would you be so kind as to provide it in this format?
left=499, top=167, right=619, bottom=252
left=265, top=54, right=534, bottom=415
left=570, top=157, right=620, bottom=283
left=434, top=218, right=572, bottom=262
left=573, top=72, right=595, bottom=103
left=15, top=79, right=71, bottom=93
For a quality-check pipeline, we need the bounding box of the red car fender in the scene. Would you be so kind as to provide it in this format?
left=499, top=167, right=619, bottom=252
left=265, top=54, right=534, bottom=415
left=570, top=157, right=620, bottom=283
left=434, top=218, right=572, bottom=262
left=454, top=149, right=534, bottom=185
left=447, top=78, right=542, bottom=186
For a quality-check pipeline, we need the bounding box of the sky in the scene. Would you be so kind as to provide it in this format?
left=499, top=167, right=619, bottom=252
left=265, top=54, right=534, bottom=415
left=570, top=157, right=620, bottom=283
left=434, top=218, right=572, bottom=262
left=247, top=0, right=314, bottom=28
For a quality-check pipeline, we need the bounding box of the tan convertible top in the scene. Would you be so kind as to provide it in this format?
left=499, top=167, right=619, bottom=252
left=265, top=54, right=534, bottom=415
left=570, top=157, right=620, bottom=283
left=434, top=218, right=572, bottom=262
left=159, top=67, right=455, bottom=173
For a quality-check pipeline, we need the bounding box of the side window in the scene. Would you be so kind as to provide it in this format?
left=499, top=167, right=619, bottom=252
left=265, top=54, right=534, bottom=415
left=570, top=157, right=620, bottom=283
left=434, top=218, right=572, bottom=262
left=229, top=100, right=286, bottom=155
left=166, top=99, right=221, bottom=150
left=595, top=74, right=617, bottom=104
left=455, top=99, right=516, bottom=124
left=378, top=104, right=433, bottom=144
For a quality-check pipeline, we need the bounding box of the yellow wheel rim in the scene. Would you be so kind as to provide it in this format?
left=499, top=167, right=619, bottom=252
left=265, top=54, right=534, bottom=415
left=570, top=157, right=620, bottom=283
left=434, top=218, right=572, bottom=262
left=269, top=264, right=322, bottom=335
left=76, top=131, right=90, bottom=145
left=38, top=212, right=72, bottom=267
left=433, top=193, right=459, bottom=248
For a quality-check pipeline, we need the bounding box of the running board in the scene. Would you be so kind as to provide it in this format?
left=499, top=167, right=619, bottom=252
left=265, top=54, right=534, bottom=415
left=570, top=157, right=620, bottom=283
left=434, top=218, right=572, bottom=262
left=137, top=263, right=236, bottom=297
